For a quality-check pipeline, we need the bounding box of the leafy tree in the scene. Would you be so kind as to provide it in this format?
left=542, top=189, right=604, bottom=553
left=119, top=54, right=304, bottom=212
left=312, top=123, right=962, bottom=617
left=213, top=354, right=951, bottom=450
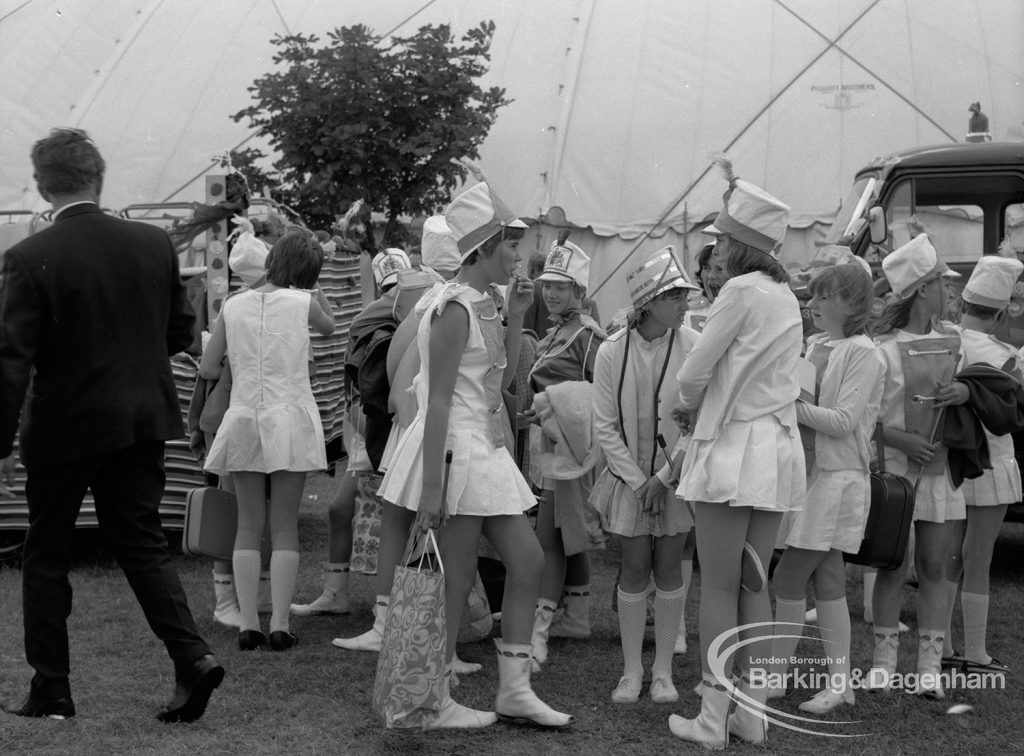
left=234, top=22, right=510, bottom=236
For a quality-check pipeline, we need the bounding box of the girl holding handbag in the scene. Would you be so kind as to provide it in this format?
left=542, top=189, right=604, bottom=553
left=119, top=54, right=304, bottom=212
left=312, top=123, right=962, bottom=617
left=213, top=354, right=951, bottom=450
left=378, top=181, right=572, bottom=730
left=867, top=233, right=969, bottom=699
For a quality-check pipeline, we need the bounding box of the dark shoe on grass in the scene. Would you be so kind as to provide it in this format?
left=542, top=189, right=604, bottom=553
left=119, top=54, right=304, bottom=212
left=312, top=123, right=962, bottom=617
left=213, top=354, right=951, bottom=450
left=965, top=656, right=1009, bottom=673
left=941, top=650, right=965, bottom=669
left=158, top=653, right=225, bottom=723
left=269, top=631, right=298, bottom=652
left=238, top=630, right=267, bottom=651
left=4, top=693, right=76, bottom=719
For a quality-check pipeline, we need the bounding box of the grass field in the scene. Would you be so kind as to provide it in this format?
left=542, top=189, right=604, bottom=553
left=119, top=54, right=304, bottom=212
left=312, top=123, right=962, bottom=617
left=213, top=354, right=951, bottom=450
left=2, top=472, right=1023, bottom=755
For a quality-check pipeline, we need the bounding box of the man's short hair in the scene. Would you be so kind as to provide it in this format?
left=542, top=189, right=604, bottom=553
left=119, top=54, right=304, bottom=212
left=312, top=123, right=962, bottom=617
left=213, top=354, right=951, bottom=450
left=31, top=128, right=106, bottom=196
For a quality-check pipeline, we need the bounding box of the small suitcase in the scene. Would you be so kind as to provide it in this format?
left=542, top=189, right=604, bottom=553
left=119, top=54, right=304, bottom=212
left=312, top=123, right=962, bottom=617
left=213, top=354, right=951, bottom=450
left=182, top=487, right=238, bottom=561
left=847, top=425, right=915, bottom=570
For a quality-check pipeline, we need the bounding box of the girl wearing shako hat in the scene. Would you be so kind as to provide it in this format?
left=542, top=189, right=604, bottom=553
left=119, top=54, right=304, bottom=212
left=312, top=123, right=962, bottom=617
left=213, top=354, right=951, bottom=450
left=767, top=258, right=886, bottom=715
left=669, top=157, right=806, bottom=748
left=591, top=245, right=700, bottom=706
left=867, top=232, right=967, bottom=699
left=523, top=237, right=606, bottom=670
left=940, top=253, right=1024, bottom=674
left=377, top=181, right=573, bottom=729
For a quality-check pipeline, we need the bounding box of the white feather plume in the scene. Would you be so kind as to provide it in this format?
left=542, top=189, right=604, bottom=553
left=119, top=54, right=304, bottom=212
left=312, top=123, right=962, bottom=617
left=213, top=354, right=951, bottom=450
left=708, top=151, right=736, bottom=185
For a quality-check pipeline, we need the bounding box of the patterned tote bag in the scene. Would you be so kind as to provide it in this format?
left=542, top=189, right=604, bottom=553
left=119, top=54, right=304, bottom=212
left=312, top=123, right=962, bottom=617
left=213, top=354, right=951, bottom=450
left=371, top=528, right=447, bottom=730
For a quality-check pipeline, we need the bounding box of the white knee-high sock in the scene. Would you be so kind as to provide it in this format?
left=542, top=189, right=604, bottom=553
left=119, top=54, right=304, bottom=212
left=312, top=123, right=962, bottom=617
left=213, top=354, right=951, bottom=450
left=269, top=550, right=301, bottom=634
left=653, top=585, right=685, bottom=679
left=617, top=588, right=647, bottom=682
left=942, top=580, right=960, bottom=656
left=770, top=597, right=806, bottom=680
left=862, top=570, right=876, bottom=622
left=679, top=559, right=693, bottom=636
left=961, top=591, right=991, bottom=664
left=816, top=597, right=851, bottom=693
left=232, top=549, right=262, bottom=632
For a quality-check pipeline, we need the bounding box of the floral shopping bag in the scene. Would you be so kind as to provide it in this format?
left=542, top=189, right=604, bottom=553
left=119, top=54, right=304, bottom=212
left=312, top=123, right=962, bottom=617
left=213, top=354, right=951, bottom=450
left=371, top=528, right=447, bottom=730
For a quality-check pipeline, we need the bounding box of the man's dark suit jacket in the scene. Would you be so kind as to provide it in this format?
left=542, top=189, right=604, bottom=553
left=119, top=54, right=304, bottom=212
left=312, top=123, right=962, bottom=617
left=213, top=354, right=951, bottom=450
left=0, top=203, right=195, bottom=467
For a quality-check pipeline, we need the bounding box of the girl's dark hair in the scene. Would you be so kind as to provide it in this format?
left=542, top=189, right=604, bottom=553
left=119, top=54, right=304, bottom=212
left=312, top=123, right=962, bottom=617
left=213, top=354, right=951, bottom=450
left=871, top=293, right=916, bottom=335
left=462, top=226, right=526, bottom=266
left=959, top=298, right=1002, bottom=321
left=722, top=237, right=789, bottom=283
left=693, top=242, right=715, bottom=286
left=265, top=230, right=324, bottom=289
left=808, top=264, right=874, bottom=337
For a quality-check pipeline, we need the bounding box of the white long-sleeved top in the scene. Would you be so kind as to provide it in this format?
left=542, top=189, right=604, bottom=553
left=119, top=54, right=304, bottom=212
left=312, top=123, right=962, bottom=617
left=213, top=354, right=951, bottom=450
left=677, top=271, right=804, bottom=440
left=796, top=333, right=886, bottom=471
left=592, top=324, right=699, bottom=492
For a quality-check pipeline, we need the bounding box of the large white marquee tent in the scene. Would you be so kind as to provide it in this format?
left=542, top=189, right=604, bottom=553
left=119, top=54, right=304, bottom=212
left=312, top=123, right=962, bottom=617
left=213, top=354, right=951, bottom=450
left=2, top=0, right=1023, bottom=315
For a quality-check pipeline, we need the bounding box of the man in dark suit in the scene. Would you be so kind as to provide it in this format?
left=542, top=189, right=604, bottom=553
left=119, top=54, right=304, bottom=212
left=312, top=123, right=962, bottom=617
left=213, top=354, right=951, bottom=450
left=0, top=128, right=223, bottom=722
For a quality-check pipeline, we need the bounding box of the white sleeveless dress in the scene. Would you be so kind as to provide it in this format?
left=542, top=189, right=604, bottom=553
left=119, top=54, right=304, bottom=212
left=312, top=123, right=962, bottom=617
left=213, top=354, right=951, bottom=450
left=378, top=281, right=535, bottom=516
left=204, top=288, right=327, bottom=475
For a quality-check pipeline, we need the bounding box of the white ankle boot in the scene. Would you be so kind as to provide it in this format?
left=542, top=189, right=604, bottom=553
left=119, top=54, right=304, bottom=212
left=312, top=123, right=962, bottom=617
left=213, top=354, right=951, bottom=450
left=549, top=586, right=591, bottom=639
left=530, top=601, right=557, bottom=671
left=428, top=671, right=497, bottom=729
left=495, top=641, right=573, bottom=728
left=332, top=595, right=387, bottom=651
left=212, top=571, right=241, bottom=628
left=728, top=674, right=768, bottom=744
left=291, top=562, right=350, bottom=616
left=668, top=674, right=730, bottom=749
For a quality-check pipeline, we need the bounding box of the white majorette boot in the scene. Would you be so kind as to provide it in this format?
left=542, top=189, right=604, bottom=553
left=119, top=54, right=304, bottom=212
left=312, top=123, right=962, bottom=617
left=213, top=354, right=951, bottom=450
left=864, top=625, right=900, bottom=691
left=212, top=571, right=241, bottom=628
left=291, top=562, right=350, bottom=616
left=668, top=672, right=730, bottom=750
left=915, top=629, right=946, bottom=700
left=728, top=672, right=768, bottom=744
left=494, top=640, right=573, bottom=728
left=549, top=585, right=591, bottom=639
left=332, top=594, right=388, bottom=651
left=427, top=670, right=497, bottom=729
left=530, top=600, right=558, bottom=672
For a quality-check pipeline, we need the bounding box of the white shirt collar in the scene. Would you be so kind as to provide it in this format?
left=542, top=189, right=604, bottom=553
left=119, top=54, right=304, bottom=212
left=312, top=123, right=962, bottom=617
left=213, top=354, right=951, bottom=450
left=53, top=201, right=97, bottom=219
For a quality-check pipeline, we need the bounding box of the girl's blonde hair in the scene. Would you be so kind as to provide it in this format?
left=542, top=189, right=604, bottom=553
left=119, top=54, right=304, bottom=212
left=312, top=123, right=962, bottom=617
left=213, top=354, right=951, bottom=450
left=808, top=263, right=874, bottom=337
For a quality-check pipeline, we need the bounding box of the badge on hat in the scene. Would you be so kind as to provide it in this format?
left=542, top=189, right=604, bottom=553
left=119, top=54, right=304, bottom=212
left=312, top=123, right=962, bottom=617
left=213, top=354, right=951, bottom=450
left=536, top=239, right=590, bottom=289
left=372, top=248, right=412, bottom=289
left=626, top=245, right=699, bottom=309
left=963, top=255, right=1024, bottom=309
left=444, top=182, right=528, bottom=261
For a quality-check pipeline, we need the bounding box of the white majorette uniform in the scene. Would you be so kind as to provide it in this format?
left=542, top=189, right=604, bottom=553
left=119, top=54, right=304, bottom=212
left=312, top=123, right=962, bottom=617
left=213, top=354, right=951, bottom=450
left=676, top=270, right=807, bottom=512
left=591, top=323, right=699, bottom=538
left=780, top=332, right=886, bottom=552
left=959, top=326, right=1023, bottom=506
left=378, top=280, right=534, bottom=516
left=874, top=323, right=967, bottom=522
left=204, top=288, right=326, bottom=475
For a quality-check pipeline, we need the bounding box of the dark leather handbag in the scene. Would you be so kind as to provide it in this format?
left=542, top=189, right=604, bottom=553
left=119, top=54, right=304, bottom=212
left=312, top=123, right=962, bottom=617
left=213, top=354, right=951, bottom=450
left=847, top=425, right=915, bottom=570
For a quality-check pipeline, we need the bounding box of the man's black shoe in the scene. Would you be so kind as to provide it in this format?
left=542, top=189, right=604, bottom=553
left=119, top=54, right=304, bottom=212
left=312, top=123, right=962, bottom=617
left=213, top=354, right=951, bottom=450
left=157, top=653, right=224, bottom=723
left=4, top=693, right=76, bottom=719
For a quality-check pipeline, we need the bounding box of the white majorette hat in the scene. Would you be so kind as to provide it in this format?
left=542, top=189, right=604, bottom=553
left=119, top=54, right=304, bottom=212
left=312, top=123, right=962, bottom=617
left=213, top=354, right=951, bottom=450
left=881, top=233, right=960, bottom=300
left=372, top=248, right=412, bottom=289
left=444, top=182, right=528, bottom=261
left=626, top=245, right=699, bottom=309
left=703, top=155, right=790, bottom=255
left=962, top=255, right=1024, bottom=309
left=420, top=215, right=461, bottom=272
left=536, top=240, right=590, bottom=289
